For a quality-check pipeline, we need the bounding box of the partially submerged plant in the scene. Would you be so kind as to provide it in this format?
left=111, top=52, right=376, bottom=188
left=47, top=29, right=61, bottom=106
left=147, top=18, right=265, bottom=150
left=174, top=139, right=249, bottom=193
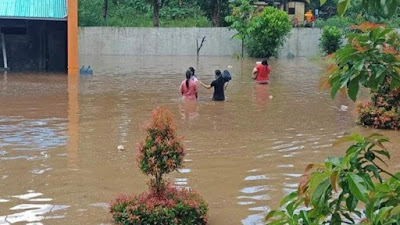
left=266, top=133, right=400, bottom=224
left=320, top=22, right=400, bottom=129
left=111, top=107, right=208, bottom=225
left=137, top=107, right=185, bottom=194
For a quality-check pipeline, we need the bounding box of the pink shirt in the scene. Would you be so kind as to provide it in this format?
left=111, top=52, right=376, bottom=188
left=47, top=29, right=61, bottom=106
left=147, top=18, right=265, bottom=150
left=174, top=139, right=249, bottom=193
left=180, top=80, right=198, bottom=100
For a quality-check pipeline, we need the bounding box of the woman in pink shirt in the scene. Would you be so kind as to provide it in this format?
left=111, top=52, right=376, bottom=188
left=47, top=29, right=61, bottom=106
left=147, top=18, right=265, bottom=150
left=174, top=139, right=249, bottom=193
left=180, top=70, right=198, bottom=100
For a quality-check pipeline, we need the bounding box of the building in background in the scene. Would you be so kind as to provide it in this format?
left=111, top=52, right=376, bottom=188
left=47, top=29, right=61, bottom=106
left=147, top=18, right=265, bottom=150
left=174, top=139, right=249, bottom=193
left=0, top=0, right=78, bottom=74
left=280, top=1, right=306, bottom=24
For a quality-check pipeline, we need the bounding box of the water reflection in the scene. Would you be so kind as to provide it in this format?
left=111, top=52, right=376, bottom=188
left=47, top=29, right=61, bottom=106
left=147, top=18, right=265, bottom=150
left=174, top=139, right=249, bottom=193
left=67, top=75, right=79, bottom=169
left=2, top=56, right=400, bottom=225
left=179, top=100, right=199, bottom=120
left=0, top=190, right=69, bottom=224
left=252, top=84, right=271, bottom=108
left=0, top=117, right=67, bottom=152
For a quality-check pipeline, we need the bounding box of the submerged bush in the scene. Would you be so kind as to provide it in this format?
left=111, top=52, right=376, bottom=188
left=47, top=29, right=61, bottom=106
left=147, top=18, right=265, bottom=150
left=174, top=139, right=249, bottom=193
left=319, top=26, right=342, bottom=55
left=111, top=107, right=208, bottom=225
left=110, top=185, right=208, bottom=225
left=356, top=83, right=400, bottom=129
left=246, top=7, right=291, bottom=58
left=356, top=100, right=400, bottom=129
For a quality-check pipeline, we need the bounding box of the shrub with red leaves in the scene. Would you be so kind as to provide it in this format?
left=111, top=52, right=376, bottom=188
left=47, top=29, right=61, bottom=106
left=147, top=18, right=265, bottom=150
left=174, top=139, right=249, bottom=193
left=110, top=184, right=208, bottom=225
left=356, top=83, right=400, bottom=129
left=111, top=107, right=208, bottom=225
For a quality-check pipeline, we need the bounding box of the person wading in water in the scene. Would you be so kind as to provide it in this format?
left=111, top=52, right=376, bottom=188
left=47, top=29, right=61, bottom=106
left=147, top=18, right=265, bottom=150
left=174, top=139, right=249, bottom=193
left=199, top=70, right=228, bottom=101
left=180, top=70, right=198, bottom=100
left=252, top=59, right=271, bottom=84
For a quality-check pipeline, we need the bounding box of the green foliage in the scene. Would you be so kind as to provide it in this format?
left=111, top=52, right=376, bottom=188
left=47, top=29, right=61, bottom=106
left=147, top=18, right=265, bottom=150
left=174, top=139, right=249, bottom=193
left=78, top=0, right=211, bottom=27
left=197, top=0, right=231, bottom=27
left=225, top=0, right=255, bottom=40
left=319, top=26, right=343, bottom=55
left=314, top=16, right=355, bottom=31
left=325, top=23, right=400, bottom=102
left=246, top=7, right=292, bottom=58
left=325, top=0, right=400, bottom=19
left=266, top=133, right=400, bottom=225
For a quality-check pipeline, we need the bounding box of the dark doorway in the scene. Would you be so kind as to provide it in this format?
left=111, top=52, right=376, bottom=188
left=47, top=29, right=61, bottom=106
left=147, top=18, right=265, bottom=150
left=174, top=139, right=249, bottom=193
left=0, top=19, right=67, bottom=72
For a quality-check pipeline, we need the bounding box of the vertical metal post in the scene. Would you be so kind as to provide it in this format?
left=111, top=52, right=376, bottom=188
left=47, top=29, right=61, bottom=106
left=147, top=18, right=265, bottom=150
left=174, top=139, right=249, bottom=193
left=1, top=33, right=8, bottom=70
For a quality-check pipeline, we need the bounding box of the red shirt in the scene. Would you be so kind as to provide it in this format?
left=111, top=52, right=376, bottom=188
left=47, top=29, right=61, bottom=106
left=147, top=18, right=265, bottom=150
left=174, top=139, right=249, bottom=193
left=180, top=80, right=197, bottom=100
left=255, top=64, right=271, bottom=83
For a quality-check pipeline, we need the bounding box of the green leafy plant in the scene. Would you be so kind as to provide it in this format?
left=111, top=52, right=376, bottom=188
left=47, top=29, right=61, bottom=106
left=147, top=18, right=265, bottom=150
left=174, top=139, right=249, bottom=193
left=266, top=133, right=400, bottom=225
left=111, top=107, right=208, bottom=225
left=319, top=26, right=343, bottom=55
left=225, top=0, right=255, bottom=57
left=323, top=23, right=400, bottom=101
left=138, top=107, right=185, bottom=194
left=314, top=16, right=355, bottom=32
left=246, top=6, right=292, bottom=58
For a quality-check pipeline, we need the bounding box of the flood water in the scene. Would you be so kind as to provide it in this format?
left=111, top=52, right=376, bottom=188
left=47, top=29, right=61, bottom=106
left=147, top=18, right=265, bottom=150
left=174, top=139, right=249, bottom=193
left=0, top=56, right=399, bottom=225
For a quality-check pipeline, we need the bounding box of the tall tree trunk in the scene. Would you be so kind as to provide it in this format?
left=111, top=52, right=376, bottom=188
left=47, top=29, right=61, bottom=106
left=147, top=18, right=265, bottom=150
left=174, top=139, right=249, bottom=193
left=102, top=0, right=108, bottom=20
left=153, top=0, right=160, bottom=27
left=283, top=0, right=288, bottom=12
left=212, top=0, right=220, bottom=27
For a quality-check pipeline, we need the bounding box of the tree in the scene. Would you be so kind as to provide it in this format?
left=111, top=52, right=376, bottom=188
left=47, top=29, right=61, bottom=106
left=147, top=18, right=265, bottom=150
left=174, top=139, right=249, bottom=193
left=246, top=7, right=292, bottom=58
left=102, top=0, right=122, bottom=20
left=198, top=0, right=231, bottom=27
left=145, top=0, right=168, bottom=27
left=319, top=26, right=342, bottom=55
left=103, top=0, right=108, bottom=19
left=225, top=0, right=255, bottom=57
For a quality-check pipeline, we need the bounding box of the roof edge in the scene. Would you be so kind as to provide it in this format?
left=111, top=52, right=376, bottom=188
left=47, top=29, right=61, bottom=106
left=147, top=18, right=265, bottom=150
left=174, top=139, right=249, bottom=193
left=0, top=16, right=67, bottom=21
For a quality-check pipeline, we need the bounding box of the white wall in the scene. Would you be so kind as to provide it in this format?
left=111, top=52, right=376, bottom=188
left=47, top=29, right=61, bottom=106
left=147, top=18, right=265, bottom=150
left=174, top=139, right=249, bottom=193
left=79, top=27, right=323, bottom=57
left=79, top=27, right=242, bottom=56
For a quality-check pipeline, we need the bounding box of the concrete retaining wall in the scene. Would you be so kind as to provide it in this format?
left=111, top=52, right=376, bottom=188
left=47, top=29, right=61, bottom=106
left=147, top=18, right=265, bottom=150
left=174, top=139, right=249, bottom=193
left=79, top=27, right=323, bottom=57
left=280, top=28, right=322, bottom=57
left=79, top=27, right=242, bottom=56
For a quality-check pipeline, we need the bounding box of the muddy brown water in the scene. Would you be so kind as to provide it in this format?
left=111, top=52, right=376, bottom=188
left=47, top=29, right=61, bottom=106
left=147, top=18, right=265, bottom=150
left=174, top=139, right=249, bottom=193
left=0, top=56, right=399, bottom=225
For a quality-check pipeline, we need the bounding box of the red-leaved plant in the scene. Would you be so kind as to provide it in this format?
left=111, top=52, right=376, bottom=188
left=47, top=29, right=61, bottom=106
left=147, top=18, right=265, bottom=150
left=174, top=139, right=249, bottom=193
left=110, top=107, right=208, bottom=225
left=137, top=107, right=185, bottom=194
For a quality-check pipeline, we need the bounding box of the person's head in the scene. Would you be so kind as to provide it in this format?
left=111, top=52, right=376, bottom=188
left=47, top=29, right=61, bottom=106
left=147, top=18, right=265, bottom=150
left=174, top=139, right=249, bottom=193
left=261, top=59, right=268, bottom=66
left=185, top=70, right=191, bottom=88
left=215, top=70, right=222, bottom=78
left=189, top=67, right=195, bottom=76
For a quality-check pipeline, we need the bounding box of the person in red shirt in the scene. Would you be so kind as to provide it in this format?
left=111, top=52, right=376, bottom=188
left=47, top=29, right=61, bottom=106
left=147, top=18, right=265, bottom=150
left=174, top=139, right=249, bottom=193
left=180, top=70, right=198, bottom=100
left=252, top=59, right=271, bottom=84
left=311, top=15, right=315, bottom=27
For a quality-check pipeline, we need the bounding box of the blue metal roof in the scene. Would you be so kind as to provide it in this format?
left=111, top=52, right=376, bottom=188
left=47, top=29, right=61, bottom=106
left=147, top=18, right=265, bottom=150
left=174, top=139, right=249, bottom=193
left=0, top=0, right=67, bottom=20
